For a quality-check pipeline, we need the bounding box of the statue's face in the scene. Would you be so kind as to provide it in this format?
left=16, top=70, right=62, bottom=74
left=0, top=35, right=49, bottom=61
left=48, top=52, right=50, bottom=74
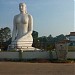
left=19, top=3, right=26, bottom=12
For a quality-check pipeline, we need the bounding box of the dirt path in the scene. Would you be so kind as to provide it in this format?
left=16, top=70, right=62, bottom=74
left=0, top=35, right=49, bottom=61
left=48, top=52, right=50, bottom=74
left=0, top=62, right=74, bottom=75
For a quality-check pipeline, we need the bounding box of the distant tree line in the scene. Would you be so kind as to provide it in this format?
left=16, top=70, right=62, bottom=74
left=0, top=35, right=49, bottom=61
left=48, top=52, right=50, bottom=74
left=32, top=31, right=66, bottom=50
left=0, top=27, right=66, bottom=51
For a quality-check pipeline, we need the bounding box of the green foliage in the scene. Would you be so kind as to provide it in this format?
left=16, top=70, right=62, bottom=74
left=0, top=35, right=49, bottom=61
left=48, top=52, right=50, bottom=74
left=0, top=27, right=11, bottom=42
left=32, top=30, right=38, bottom=48
left=32, top=30, right=38, bottom=38
left=0, top=27, right=11, bottom=50
left=32, top=33, right=66, bottom=51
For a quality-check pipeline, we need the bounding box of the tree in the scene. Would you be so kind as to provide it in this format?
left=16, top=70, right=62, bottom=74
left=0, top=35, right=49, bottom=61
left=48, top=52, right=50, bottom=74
left=55, top=34, right=66, bottom=43
left=0, top=27, right=11, bottom=50
left=47, top=34, right=53, bottom=41
left=32, top=30, right=38, bottom=38
left=37, top=34, right=66, bottom=51
left=4, top=27, right=11, bottom=41
left=32, top=30, right=38, bottom=48
left=0, top=27, right=11, bottom=42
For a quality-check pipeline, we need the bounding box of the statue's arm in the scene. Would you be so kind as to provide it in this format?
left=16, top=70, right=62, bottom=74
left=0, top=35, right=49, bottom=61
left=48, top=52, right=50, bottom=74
left=12, top=16, right=17, bottom=42
left=24, top=14, right=33, bottom=37
left=28, top=14, right=33, bottom=34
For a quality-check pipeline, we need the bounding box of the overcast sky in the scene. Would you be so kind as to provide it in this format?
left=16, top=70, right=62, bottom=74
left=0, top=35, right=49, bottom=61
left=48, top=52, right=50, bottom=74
left=0, top=0, right=74, bottom=37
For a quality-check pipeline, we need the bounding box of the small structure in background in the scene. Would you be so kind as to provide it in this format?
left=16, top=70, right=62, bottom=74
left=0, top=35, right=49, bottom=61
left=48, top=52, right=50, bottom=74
left=55, top=40, right=68, bottom=60
left=66, top=32, right=75, bottom=41
left=66, top=32, right=75, bottom=51
left=55, top=32, right=75, bottom=60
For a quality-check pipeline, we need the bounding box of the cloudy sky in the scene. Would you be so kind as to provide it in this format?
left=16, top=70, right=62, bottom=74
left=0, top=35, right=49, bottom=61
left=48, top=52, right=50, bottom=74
left=0, top=0, right=74, bottom=37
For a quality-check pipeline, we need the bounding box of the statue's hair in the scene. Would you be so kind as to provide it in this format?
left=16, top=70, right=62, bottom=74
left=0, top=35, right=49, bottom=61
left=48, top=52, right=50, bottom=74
left=19, top=3, right=26, bottom=6
left=19, top=3, right=27, bottom=13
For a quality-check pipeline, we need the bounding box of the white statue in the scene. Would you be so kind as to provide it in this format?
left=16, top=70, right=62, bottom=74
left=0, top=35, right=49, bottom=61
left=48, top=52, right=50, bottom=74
left=11, top=3, right=33, bottom=50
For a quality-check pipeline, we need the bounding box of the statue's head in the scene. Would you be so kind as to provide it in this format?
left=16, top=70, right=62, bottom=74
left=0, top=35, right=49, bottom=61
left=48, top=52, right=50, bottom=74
left=19, top=3, right=27, bottom=13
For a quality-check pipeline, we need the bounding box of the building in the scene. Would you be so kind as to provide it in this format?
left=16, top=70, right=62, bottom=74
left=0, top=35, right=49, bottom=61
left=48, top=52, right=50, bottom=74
left=66, top=32, right=75, bottom=51
left=55, top=32, right=75, bottom=60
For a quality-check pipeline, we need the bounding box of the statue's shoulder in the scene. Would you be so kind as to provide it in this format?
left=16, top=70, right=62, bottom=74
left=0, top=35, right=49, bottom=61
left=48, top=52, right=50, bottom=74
left=14, top=14, right=20, bottom=19
left=28, top=14, right=33, bottom=19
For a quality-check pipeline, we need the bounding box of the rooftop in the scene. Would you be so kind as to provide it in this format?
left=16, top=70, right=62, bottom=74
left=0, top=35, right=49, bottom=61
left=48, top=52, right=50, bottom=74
left=69, top=32, right=75, bottom=36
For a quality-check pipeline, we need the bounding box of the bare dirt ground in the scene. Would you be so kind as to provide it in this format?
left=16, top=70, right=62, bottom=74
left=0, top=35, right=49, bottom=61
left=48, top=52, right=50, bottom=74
left=0, top=62, right=75, bottom=75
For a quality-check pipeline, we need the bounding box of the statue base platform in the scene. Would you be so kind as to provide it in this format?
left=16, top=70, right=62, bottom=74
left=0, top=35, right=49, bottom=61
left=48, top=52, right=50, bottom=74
left=8, top=45, right=40, bottom=51
left=16, top=47, right=40, bottom=51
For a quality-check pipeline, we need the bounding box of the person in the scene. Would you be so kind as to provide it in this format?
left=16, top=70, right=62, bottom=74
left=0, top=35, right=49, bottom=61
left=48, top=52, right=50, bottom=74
left=11, top=3, right=33, bottom=50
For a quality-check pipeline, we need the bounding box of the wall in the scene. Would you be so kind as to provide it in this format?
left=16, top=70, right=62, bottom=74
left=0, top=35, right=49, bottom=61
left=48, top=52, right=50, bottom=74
left=67, top=52, right=75, bottom=59
left=0, top=52, right=19, bottom=59
left=22, top=51, right=50, bottom=59
left=0, top=51, right=51, bottom=60
left=0, top=51, right=75, bottom=60
left=69, top=36, right=75, bottom=41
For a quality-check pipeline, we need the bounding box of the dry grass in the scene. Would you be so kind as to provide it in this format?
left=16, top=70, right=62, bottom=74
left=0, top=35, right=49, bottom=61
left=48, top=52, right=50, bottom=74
left=0, top=62, right=74, bottom=75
